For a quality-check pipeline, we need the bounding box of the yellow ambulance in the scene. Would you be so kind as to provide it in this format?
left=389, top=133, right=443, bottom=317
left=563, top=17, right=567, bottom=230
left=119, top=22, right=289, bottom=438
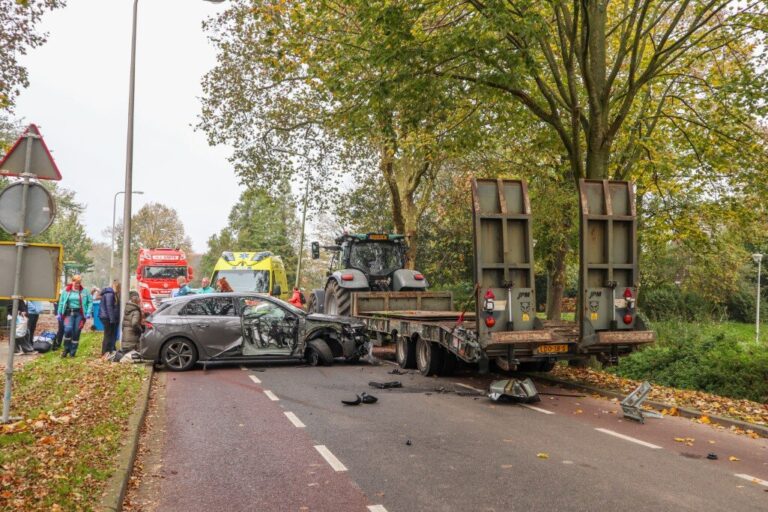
left=210, top=251, right=290, bottom=300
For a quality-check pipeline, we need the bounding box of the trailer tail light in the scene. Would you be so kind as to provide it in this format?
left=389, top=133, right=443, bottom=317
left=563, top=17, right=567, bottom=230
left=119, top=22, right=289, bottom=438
left=623, top=314, right=633, bottom=325
left=483, top=289, right=496, bottom=313
left=485, top=315, right=496, bottom=328
left=623, top=288, right=633, bottom=299
left=341, top=274, right=354, bottom=281
left=414, top=273, right=425, bottom=281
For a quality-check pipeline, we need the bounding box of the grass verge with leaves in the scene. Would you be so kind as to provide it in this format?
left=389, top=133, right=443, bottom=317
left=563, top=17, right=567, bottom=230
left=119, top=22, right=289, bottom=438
left=0, top=332, right=147, bottom=511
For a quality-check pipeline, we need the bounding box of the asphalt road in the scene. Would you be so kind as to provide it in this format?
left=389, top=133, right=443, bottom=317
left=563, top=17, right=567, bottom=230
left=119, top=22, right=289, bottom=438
left=137, top=361, right=768, bottom=512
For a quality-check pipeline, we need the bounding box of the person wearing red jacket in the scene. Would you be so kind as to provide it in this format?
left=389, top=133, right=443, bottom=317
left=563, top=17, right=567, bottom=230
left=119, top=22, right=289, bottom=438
left=288, top=288, right=305, bottom=309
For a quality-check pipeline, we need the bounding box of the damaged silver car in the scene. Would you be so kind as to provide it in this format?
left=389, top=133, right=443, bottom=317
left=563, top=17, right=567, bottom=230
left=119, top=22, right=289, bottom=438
left=139, top=293, right=370, bottom=371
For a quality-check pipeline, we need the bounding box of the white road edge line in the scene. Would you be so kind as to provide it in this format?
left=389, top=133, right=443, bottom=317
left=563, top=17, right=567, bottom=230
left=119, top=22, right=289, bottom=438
left=735, top=473, right=768, bottom=487
left=368, top=505, right=388, bottom=512
left=249, top=375, right=262, bottom=384
left=594, top=428, right=662, bottom=449
left=455, top=382, right=485, bottom=394
left=521, top=404, right=555, bottom=415
left=240, top=365, right=248, bottom=371
left=314, top=445, right=348, bottom=472
left=264, top=390, right=279, bottom=401
left=284, top=411, right=306, bottom=428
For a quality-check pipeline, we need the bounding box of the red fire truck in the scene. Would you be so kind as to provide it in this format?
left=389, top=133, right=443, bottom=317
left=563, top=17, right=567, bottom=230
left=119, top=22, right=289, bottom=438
left=136, top=248, right=193, bottom=313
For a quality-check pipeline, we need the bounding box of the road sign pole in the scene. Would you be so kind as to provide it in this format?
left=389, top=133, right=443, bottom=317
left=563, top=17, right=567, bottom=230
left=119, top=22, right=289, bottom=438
left=2, top=134, right=34, bottom=423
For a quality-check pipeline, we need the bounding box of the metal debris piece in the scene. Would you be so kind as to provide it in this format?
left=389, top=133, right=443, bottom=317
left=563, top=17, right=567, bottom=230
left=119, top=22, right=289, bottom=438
left=369, top=381, right=402, bottom=389
left=488, top=378, right=540, bottom=403
left=707, top=453, right=718, bottom=460
left=341, top=395, right=362, bottom=406
left=405, top=440, right=412, bottom=446
left=620, top=381, right=663, bottom=424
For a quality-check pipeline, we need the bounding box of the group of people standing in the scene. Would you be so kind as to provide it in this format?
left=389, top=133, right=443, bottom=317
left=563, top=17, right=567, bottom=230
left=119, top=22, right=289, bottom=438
left=8, top=274, right=145, bottom=359
left=95, top=279, right=143, bottom=357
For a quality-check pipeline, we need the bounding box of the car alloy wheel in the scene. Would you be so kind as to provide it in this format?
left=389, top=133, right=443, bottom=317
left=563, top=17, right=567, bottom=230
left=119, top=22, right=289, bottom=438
left=162, top=339, right=197, bottom=371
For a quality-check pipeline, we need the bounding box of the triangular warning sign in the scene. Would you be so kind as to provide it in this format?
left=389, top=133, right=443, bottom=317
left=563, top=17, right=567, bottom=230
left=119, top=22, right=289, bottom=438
left=0, top=124, right=62, bottom=181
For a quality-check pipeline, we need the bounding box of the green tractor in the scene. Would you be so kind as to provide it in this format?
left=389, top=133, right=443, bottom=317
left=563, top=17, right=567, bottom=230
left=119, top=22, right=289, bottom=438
left=307, top=233, right=428, bottom=316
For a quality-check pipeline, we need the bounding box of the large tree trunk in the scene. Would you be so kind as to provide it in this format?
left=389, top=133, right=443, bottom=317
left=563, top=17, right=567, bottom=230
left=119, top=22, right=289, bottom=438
left=546, top=243, right=568, bottom=320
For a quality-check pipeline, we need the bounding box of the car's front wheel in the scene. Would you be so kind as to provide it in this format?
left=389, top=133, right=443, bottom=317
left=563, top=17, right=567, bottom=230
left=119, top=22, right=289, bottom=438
left=306, top=339, right=334, bottom=366
left=161, top=338, right=198, bottom=371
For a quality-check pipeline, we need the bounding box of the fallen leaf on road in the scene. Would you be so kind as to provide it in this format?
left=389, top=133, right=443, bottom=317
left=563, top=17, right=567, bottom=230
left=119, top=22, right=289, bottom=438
left=674, top=437, right=686, bottom=443
left=728, top=456, right=740, bottom=462
left=699, top=415, right=711, bottom=424
left=501, top=464, right=514, bottom=469
left=537, top=453, right=549, bottom=459
left=573, top=409, right=583, bottom=414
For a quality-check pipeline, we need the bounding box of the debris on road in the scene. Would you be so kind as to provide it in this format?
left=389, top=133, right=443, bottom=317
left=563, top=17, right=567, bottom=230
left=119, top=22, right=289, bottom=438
left=488, top=378, right=540, bottom=403
left=536, top=453, right=549, bottom=459
left=405, top=440, right=412, bottom=446
left=707, top=453, right=718, bottom=460
left=621, top=381, right=663, bottom=424
left=369, top=381, right=403, bottom=389
left=388, top=368, right=411, bottom=375
left=341, top=395, right=362, bottom=406
left=361, top=392, right=378, bottom=404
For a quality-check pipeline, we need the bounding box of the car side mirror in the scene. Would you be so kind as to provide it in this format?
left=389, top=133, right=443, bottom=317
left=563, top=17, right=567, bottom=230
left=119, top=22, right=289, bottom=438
left=272, top=284, right=282, bottom=297
left=311, top=241, right=320, bottom=260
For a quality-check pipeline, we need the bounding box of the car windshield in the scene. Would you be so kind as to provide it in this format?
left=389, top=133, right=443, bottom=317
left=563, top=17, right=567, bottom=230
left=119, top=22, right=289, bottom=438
left=216, top=270, right=270, bottom=293
left=349, top=242, right=402, bottom=276
left=142, top=266, right=187, bottom=279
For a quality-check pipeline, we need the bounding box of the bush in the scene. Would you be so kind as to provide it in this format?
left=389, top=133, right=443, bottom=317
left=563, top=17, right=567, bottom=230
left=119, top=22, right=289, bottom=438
left=639, top=285, right=719, bottom=321
left=613, top=323, right=768, bottom=402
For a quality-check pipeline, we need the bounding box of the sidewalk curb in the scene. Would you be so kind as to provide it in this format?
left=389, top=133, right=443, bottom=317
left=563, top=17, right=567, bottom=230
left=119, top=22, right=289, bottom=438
left=527, top=373, right=768, bottom=438
left=97, top=363, right=155, bottom=512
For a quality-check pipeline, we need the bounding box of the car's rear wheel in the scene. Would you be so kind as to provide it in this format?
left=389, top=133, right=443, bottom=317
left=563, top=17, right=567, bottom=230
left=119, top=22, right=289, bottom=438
left=161, top=338, right=198, bottom=372
left=306, top=339, right=334, bottom=366
left=396, top=334, right=417, bottom=369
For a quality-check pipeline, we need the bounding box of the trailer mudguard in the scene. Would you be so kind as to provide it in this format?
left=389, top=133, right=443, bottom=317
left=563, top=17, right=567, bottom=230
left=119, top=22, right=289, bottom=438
left=392, top=269, right=428, bottom=291
left=330, top=269, right=369, bottom=289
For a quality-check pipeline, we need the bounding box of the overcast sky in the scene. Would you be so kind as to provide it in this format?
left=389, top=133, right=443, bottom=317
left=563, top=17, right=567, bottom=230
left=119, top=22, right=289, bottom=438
left=15, top=0, right=240, bottom=253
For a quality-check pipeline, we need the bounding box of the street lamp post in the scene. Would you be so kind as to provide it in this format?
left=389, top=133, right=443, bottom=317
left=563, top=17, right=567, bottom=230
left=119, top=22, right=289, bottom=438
left=111, top=190, right=143, bottom=283
left=754, top=253, right=763, bottom=343
left=118, top=0, right=226, bottom=328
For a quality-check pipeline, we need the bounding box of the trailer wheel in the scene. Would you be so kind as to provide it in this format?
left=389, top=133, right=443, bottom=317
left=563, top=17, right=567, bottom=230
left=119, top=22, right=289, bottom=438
left=396, top=334, right=417, bottom=369
left=416, top=337, right=444, bottom=376
left=324, top=280, right=351, bottom=316
left=441, top=349, right=457, bottom=376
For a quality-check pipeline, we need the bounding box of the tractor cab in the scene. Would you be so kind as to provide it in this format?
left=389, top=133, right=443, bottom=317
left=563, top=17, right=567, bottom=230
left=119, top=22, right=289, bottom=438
left=309, top=233, right=428, bottom=315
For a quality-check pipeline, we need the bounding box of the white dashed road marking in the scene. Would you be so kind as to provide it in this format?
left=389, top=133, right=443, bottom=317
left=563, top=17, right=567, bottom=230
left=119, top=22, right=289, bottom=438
left=284, top=411, right=306, bottom=428
left=368, top=505, right=389, bottom=512
left=314, top=445, right=348, bottom=472
left=735, top=474, right=768, bottom=487
left=594, top=428, right=661, bottom=449
left=521, top=404, right=555, bottom=415
left=249, top=374, right=262, bottom=384
left=264, top=390, right=279, bottom=401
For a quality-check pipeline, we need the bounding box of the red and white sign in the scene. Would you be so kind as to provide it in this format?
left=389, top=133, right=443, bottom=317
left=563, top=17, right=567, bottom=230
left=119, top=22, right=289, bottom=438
left=0, top=124, right=62, bottom=181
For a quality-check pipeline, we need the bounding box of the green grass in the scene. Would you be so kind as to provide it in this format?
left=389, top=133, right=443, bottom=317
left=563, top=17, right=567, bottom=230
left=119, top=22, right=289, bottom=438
left=0, top=332, right=147, bottom=510
left=611, top=320, right=768, bottom=402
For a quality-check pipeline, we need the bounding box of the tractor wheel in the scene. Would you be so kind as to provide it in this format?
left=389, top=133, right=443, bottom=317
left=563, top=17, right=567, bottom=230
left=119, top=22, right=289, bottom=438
left=416, top=337, right=444, bottom=376
left=306, top=290, right=324, bottom=314
left=324, top=280, right=351, bottom=316
left=396, top=334, right=417, bottom=369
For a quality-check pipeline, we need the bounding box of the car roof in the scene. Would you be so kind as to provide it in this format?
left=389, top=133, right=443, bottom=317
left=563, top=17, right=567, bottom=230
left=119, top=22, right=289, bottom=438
left=162, top=292, right=275, bottom=305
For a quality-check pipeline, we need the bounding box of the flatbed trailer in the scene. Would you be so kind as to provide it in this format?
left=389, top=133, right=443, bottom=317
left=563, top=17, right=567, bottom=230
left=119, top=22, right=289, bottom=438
left=352, top=291, right=575, bottom=375
left=345, top=178, right=654, bottom=375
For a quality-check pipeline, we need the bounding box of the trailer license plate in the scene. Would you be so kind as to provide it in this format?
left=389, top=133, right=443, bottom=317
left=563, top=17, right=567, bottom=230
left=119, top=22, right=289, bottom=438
left=537, top=344, right=568, bottom=354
